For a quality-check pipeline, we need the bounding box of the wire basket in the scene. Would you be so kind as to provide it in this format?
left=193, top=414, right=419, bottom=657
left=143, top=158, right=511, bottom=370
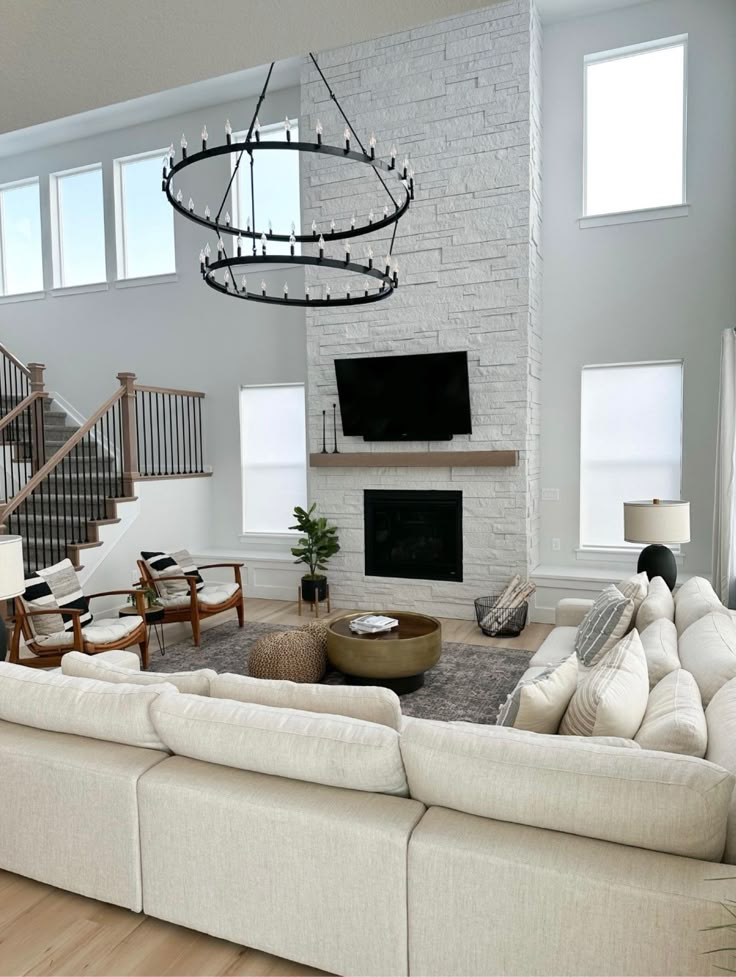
left=474, top=595, right=529, bottom=637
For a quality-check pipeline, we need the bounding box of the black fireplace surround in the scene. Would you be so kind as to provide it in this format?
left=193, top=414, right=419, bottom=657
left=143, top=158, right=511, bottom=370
left=364, top=489, right=463, bottom=582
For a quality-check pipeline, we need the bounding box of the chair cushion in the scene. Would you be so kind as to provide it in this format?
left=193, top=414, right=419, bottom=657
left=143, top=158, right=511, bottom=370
left=142, top=549, right=204, bottom=598
left=157, top=582, right=239, bottom=608
left=679, top=611, right=736, bottom=705
left=574, top=584, right=635, bottom=667
left=560, top=630, right=649, bottom=738
left=32, top=614, right=144, bottom=649
left=62, top=652, right=216, bottom=696
left=150, top=693, right=408, bottom=796
left=496, top=653, right=578, bottom=734
left=634, top=669, right=707, bottom=757
left=674, top=575, right=728, bottom=636
left=0, top=661, right=175, bottom=750
left=636, top=575, right=675, bottom=632
left=640, top=617, right=680, bottom=689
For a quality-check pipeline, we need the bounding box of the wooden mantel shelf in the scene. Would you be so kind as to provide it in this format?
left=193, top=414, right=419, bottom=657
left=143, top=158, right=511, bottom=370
left=309, top=450, right=518, bottom=468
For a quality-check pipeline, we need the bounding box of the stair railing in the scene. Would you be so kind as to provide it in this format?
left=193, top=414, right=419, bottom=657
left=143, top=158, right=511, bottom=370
left=0, top=362, right=47, bottom=504
left=133, top=382, right=206, bottom=478
left=0, top=343, right=32, bottom=416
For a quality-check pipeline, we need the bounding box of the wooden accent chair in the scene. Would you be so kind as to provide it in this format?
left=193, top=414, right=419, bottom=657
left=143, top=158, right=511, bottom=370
left=10, top=589, right=149, bottom=670
left=137, top=560, right=244, bottom=646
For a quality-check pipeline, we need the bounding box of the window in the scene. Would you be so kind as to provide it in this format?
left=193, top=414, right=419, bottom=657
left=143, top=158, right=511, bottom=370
left=114, top=149, right=176, bottom=279
left=240, top=383, right=307, bottom=534
left=584, top=36, right=687, bottom=217
left=580, top=361, right=683, bottom=549
left=50, top=164, right=106, bottom=287
left=0, top=179, right=43, bottom=296
left=232, top=120, right=300, bottom=257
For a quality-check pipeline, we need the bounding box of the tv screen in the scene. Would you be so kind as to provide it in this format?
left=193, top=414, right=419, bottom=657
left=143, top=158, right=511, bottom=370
left=334, top=351, right=472, bottom=441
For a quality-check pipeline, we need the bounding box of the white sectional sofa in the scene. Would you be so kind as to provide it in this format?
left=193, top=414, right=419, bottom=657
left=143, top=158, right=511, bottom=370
left=1, top=578, right=736, bottom=977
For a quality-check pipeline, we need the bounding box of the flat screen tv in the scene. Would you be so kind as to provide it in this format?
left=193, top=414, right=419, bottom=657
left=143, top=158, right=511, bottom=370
left=334, top=350, right=472, bottom=441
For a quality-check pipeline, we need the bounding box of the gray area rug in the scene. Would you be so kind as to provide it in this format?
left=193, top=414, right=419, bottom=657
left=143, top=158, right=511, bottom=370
left=149, top=620, right=533, bottom=725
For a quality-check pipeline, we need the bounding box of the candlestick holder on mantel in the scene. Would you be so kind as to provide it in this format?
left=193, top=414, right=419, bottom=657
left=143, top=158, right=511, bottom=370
left=309, top=450, right=518, bottom=468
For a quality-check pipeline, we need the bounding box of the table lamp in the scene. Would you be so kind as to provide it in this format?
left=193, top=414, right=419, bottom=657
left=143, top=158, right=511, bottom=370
left=0, top=536, right=25, bottom=661
left=623, top=499, right=690, bottom=591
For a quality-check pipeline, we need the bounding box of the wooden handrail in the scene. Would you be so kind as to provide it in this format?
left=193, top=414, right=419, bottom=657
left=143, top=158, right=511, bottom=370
left=0, top=392, right=47, bottom=435
left=133, top=384, right=205, bottom=399
left=0, top=343, right=30, bottom=379
left=0, top=386, right=124, bottom=525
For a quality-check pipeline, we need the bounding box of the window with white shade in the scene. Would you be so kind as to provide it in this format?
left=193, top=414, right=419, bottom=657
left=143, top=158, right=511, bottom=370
left=114, top=149, right=176, bottom=279
left=240, top=383, right=307, bottom=534
left=50, top=163, right=106, bottom=287
left=232, top=120, right=300, bottom=257
left=584, top=36, right=687, bottom=217
left=580, top=361, right=683, bottom=549
left=0, top=178, right=43, bottom=296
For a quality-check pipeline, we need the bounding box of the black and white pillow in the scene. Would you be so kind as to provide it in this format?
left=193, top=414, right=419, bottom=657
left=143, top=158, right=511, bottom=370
left=574, top=584, right=635, bottom=667
left=37, top=558, right=93, bottom=632
left=20, top=573, right=65, bottom=637
left=142, top=550, right=204, bottom=598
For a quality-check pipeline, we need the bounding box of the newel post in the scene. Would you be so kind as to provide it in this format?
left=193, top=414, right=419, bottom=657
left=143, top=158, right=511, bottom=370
left=27, top=363, right=46, bottom=473
left=117, top=372, right=139, bottom=497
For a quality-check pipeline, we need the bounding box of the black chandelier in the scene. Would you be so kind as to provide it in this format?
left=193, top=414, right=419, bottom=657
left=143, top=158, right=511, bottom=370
left=162, top=54, right=414, bottom=307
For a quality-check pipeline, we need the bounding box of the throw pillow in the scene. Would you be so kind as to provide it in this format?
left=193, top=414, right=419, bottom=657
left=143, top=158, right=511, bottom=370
left=636, top=576, right=675, bottom=632
left=36, top=558, right=92, bottom=632
left=19, top=572, right=65, bottom=638
left=574, top=584, right=636, bottom=667
left=560, top=629, right=649, bottom=738
left=679, top=611, right=736, bottom=705
left=674, top=576, right=728, bottom=636
left=496, top=653, right=578, bottom=734
left=142, top=549, right=204, bottom=598
left=617, top=571, right=649, bottom=617
left=639, top=618, right=680, bottom=689
left=634, top=669, right=707, bottom=757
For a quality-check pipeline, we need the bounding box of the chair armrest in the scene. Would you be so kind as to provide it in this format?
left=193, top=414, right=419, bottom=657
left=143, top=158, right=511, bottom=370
left=555, top=598, right=594, bottom=628
left=197, top=563, right=244, bottom=587
left=88, top=589, right=146, bottom=615
left=20, top=607, right=84, bottom=648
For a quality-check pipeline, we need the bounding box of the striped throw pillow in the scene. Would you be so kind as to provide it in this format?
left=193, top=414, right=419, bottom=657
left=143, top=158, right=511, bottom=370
left=36, top=558, right=93, bottom=633
left=20, top=574, right=65, bottom=637
left=496, top=653, right=578, bottom=734
left=574, top=584, right=635, bottom=667
left=560, top=630, right=649, bottom=738
left=142, top=550, right=204, bottom=598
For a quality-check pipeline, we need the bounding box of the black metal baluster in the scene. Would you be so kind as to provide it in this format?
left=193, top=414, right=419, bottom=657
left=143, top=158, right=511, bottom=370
left=167, top=394, right=173, bottom=475
left=185, top=396, right=193, bottom=474
left=174, top=395, right=180, bottom=475
left=135, top=392, right=142, bottom=479
left=197, top=397, right=204, bottom=472
left=156, top=393, right=162, bottom=476
left=140, top=392, right=148, bottom=476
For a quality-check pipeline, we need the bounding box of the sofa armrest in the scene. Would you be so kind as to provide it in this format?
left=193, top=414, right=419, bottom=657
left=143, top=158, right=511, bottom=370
left=555, top=598, right=593, bottom=627
left=90, top=650, right=142, bottom=671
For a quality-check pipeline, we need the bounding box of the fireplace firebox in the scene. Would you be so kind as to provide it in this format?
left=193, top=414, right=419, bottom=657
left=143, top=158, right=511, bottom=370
left=364, top=489, right=463, bottom=582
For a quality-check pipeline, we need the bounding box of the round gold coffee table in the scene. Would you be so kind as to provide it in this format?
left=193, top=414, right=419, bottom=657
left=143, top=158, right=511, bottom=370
left=326, top=611, right=442, bottom=694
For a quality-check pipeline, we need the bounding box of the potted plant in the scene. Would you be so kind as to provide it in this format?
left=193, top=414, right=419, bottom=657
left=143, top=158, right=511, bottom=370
left=127, top=584, right=161, bottom=609
left=290, top=503, right=340, bottom=604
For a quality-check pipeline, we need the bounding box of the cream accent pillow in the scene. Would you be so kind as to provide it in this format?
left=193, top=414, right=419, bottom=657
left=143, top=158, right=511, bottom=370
left=674, top=576, right=728, bottom=636
left=617, top=571, right=649, bottom=618
left=679, top=611, right=736, bottom=706
left=639, top=618, right=680, bottom=689
left=637, top=576, right=675, bottom=632
left=574, top=585, right=636, bottom=667
left=496, top=654, right=578, bottom=734
left=634, top=669, right=707, bottom=757
left=561, top=630, right=649, bottom=738
left=61, top=652, right=216, bottom=696
left=705, top=678, right=736, bottom=863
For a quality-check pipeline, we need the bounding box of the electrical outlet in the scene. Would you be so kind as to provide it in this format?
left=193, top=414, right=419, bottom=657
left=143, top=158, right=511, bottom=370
left=552, top=538, right=561, bottom=551
left=542, top=488, right=560, bottom=501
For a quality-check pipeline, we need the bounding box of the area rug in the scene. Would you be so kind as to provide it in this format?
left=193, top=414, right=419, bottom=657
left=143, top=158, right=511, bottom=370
left=149, top=620, right=533, bottom=725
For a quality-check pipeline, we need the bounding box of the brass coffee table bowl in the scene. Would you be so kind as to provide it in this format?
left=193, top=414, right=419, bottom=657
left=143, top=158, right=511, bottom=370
left=326, top=611, right=442, bottom=694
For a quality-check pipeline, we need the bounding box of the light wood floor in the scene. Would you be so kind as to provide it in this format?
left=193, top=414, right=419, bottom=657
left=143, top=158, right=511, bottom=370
left=5, top=598, right=551, bottom=976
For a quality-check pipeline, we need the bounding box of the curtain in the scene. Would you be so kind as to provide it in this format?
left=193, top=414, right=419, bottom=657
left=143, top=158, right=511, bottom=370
left=713, top=328, right=736, bottom=606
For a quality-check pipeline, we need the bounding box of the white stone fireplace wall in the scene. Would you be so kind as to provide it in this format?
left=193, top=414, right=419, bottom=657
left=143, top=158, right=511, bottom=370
left=300, top=0, right=542, bottom=619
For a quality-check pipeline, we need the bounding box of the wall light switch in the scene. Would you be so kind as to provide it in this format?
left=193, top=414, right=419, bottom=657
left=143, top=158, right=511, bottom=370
left=552, top=538, right=561, bottom=551
left=542, top=488, right=560, bottom=501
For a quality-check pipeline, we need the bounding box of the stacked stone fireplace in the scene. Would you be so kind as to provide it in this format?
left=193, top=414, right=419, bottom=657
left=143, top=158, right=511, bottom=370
left=300, top=0, right=542, bottom=620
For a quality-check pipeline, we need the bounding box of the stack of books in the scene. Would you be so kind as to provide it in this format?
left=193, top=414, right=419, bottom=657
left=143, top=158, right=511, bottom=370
left=349, top=614, right=399, bottom=635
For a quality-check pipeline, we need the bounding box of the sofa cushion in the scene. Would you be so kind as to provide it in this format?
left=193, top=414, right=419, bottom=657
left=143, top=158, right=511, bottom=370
left=618, top=571, right=649, bottom=618
left=560, top=630, right=649, bottom=738
left=210, top=672, right=402, bottom=731
left=705, top=678, right=736, bottom=863
left=635, top=670, right=707, bottom=757
left=674, top=576, right=728, bottom=636
left=61, top=652, right=216, bottom=696
left=400, top=716, right=734, bottom=860
left=0, top=662, right=175, bottom=750
left=496, top=653, right=577, bottom=734
left=150, top=693, right=408, bottom=796
left=637, top=576, right=675, bottom=632
left=32, top=614, right=144, bottom=649
left=574, top=584, right=635, bottom=667
left=678, top=611, right=736, bottom=705
left=528, top=626, right=577, bottom=668
left=142, top=549, right=204, bottom=598
left=640, top=617, right=680, bottom=689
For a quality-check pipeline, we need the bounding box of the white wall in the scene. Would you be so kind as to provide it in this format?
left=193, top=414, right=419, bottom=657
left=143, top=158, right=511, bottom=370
left=539, top=0, right=736, bottom=577
left=0, top=88, right=307, bottom=553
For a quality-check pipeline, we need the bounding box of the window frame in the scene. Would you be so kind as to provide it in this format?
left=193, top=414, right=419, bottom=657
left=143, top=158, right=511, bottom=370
left=0, top=176, right=44, bottom=298
left=49, top=161, right=107, bottom=289
left=239, top=380, right=308, bottom=538
left=578, top=358, right=684, bottom=553
left=582, top=34, right=689, bottom=223
left=113, top=147, right=176, bottom=282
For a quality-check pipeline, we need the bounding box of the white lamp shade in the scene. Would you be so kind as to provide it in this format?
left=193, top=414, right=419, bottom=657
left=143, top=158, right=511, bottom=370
left=0, top=535, right=24, bottom=600
left=623, top=500, right=690, bottom=545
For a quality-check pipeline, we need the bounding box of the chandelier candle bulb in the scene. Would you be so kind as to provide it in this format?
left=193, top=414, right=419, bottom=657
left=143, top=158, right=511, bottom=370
left=237, top=234, right=243, bottom=256
left=203, top=242, right=211, bottom=265
left=316, top=120, right=323, bottom=145
left=369, top=132, right=376, bottom=159
left=290, top=233, right=296, bottom=256
left=326, top=283, right=331, bottom=300
left=368, top=209, right=374, bottom=224
left=350, top=213, right=356, bottom=229
left=385, top=254, right=391, bottom=275
left=176, top=189, right=183, bottom=203
left=217, top=237, right=225, bottom=256
left=305, top=285, right=310, bottom=301
left=204, top=205, right=211, bottom=221
left=180, top=134, right=188, bottom=158
left=318, top=235, right=325, bottom=259
left=393, top=261, right=399, bottom=286
left=188, top=197, right=195, bottom=213
left=344, top=127, right=351, bottom=152
left=368, top=247, right=374, bottom=269
left=168, top=144, right=174, bottom=167
left=268, top=220, right=273, bottom=237
left=201, top=125, right=208, bottom=151
left=241, top=276, right=247, bottom=293
left=246, top=215, right=251, bottom=232
left=364, top=280, right=370, bottom=296
left=254, top=117, right=261, bottom=142
left=345, top=241, right=351, bottom=264
left=311, top=219, right=317, bottom=236
left=225, top=211, right=231, bottom=226
left=390, top=145, right=397, bottom=169
left=285, top=117, right=291, bottom=142
left=402, top=156, right=409, bottom=179
left=225, top=119, right=232, bottom=144
left=347, top=287, right=351, bottom=300
left=161, top=158, right=168, bottom=179
left=330, top=218, right=336, bottom=235
left=261, top=280, right=266, bottom=296
left=283, top=282, right=289, bottom=299
left=383, top=204, right=389, bottom=218
left=261, top=233, right=267, bottom=255
left=199, top=249, right=205, bottom=272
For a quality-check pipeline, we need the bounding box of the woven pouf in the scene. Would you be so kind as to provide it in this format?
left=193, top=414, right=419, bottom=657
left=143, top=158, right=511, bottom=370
left=248, top=630, right=326, bottom=683
left=298, top=621, right=329, bottom=655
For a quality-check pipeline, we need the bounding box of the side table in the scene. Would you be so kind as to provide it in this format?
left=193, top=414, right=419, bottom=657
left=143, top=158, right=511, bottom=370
left=119, top=605, right=166, bottom=656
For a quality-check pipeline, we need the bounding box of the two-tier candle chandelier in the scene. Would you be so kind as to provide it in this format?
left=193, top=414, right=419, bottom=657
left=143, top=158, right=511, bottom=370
left=162, top=54, right=414, bottom=307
